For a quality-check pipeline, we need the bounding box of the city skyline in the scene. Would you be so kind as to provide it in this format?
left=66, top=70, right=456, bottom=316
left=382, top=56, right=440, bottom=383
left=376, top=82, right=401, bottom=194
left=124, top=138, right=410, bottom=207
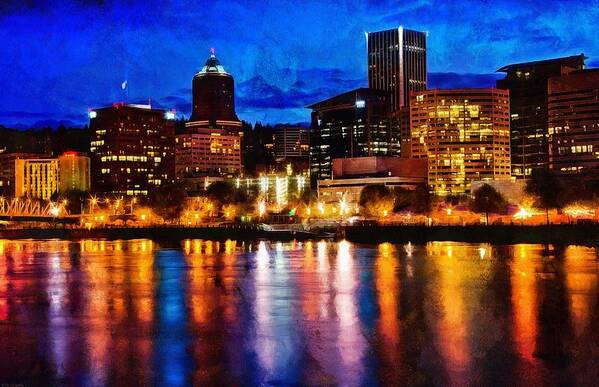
left=1, top=0, right=599, bottom=128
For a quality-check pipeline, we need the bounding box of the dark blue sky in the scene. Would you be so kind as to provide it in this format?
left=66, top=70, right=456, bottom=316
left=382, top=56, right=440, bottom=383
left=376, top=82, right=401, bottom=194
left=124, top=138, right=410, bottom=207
left=1, top=0, right=598, bottom=128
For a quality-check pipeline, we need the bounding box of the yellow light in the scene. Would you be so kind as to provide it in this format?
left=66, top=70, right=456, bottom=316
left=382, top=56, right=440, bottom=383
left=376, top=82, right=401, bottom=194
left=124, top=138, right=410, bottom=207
left=50, top=205, right=60, bottom=217
left=446, top=208, right=452, bottom=215
left=564, top=205, right=594, bottom=218
left=317, top=201, right=325, bottom=215
left=514, top=207, right=533, bottom=220
left=339, top=198, right=348, bottom=215
left=258, top=200, right=266, bottom=217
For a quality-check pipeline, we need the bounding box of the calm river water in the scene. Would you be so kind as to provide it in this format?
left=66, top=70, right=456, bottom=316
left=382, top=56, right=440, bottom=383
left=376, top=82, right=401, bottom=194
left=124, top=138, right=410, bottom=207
left=0, top=239, right=598, bottom=386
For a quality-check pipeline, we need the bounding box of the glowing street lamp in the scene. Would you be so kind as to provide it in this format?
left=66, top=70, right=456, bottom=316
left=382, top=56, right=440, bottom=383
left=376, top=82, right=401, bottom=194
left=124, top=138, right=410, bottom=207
left=50, top=205, right=60, bottom=217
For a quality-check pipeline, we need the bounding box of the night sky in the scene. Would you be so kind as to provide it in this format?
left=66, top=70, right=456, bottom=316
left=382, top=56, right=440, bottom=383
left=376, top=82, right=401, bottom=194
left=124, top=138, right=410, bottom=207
left=1, top=0, right=598, bottom=128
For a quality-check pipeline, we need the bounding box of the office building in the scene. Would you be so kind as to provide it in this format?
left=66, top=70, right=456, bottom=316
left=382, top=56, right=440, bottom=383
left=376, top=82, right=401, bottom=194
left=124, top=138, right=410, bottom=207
left=274, top=126, right=309, bottom=160
left=175, top=128, right=242, bottom=194
left=367, top=26, right=427, bottom=112
left=496, top=54, right=586, bottom=178
left=308, top=88, right=400, bottom=186
left=187, top=50, right=242, bottom=134
left=273, top=126, right=310, bottom=173
left=57, top=152, right=90, bottom=193
left=0, top=153, right=42, bottom=195
left=89, top=103, right=176, bottom=196
left=409, top=89, right=511, bottom=195
left=15, top=158, right=59, bottom=200
left=12, top=152, right=90, bottom=200
left=548, top=69, right=599, bottom=178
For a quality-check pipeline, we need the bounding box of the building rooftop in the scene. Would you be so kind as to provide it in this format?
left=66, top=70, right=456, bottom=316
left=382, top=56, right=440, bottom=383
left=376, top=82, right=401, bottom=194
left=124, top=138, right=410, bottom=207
left=197, top=49, right=228, bottom=75
left=306, top=88, right=388, bottom=110
left=496, top=54, right=586, bottom=72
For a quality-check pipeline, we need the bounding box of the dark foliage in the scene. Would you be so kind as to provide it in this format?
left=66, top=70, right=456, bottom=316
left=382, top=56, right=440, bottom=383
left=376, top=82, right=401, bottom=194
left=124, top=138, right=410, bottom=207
left=471, top=184, right=507, bottom=224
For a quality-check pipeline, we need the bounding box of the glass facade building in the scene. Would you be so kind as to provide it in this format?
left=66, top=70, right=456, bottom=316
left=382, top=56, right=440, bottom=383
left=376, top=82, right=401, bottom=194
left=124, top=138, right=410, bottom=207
left=548, top=69, right=599, bottom=178
left=367, top=26, right=427, bottom=112
left=308, top=88, right=400, bottom=187
left=496, top=54, right=585, bottom=178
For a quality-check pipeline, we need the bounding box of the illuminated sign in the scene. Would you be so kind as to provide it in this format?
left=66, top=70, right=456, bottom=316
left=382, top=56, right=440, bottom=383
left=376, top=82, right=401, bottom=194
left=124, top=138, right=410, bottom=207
left=165, top=111, right=176, bottom=120
left=89, top=111, right=97, bottom=119
left=355, top=100, right=366, bottom=108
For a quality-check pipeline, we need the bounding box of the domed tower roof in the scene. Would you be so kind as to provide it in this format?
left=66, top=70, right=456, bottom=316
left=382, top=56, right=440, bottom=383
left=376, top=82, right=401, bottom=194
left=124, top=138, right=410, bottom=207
left=189, top=48, right=240, bottom=127
left=197, top=48, right=229, bottom=75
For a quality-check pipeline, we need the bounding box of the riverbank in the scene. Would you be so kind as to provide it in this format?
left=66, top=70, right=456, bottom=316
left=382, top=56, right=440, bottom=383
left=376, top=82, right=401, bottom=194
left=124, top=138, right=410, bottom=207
left=0, top=225, right=320, bottom=241
left=344, top=224, right=599, bottom=245
left=2, top=224, right=599, bottom=245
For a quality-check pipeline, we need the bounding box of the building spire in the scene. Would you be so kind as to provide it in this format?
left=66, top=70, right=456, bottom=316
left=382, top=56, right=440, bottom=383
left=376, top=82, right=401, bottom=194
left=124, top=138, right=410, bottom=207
left=210, top=47, right=215, bottom=58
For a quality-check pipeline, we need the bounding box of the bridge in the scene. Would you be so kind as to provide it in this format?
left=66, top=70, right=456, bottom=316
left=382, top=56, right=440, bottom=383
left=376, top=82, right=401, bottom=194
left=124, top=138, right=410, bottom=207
left=0, top=198, right=79, bottom=223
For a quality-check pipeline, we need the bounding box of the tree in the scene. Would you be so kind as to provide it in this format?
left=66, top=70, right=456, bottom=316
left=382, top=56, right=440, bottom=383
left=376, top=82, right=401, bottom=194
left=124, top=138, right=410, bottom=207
left=525, top=169, right=565, bottom=224
left=393, top=187, right=412, bottom=212
left=411, top=184, right=433, bottom=215
left=471, top=184, right=507, bottom=225
left=359, top=184, right=395, bottom=218
left=205, top=181, right=237, bottom=206
left=146, top=183, right=188, bottom=221
left=51, top=189, right=88, bottom=214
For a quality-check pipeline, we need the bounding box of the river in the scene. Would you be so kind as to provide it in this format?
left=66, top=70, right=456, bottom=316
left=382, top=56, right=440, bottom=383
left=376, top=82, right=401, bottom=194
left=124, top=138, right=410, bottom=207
left=0, top=239, right=598, bottom=385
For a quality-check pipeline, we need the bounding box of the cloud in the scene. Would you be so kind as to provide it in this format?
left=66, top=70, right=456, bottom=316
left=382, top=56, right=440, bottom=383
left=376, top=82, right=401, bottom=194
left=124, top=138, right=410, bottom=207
left=0, top=0, right=598, bottom=127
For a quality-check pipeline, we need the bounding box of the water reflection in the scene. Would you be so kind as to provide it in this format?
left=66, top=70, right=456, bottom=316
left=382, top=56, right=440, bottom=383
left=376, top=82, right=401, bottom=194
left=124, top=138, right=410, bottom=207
left=0, top=239, right=598, bottom=385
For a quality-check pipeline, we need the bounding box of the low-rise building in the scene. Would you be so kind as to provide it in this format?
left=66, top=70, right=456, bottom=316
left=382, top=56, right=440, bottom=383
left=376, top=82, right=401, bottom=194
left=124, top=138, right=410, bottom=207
left=317, top=157, right=427, bottom=209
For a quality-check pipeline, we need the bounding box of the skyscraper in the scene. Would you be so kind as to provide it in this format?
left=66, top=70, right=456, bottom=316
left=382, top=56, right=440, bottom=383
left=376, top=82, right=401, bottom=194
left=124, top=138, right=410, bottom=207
left=496, top=54, right=586, bottom=178
left=187, top=50, right=242, bottom=134
left=175, top=50, right=244, bottom=193
left=308, top=88, right=400, bottom=187
left=409, top=89, right=511, bottom=195
left=89, top=103, right=176, bottom=196
left=548, top=69, right=599, bottom=178
left=367, top=27, right=427, bottom=112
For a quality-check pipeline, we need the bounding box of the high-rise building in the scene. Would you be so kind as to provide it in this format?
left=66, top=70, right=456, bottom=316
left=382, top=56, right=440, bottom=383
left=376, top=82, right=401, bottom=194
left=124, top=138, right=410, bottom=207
left=11, top=152, right=90, bottom=200
left=308, top=88, right=400, bottom=187
left=175, top=128, right=242, bottom=193
left=15, top=158, right=59, bottom=200
left=273, top=126, right=309, bottom=160
left=496, top=54, right=585, bottom=178
left=273, top=126, right=310, bottom=174
left=176, top=50, right=244, bottom=193
left=57, top=152, right=90, bottom=193
left=187, top=50, right=242, bottom=134
left=548, top=69, right=599, bottom=178
left=0, top=153, right=43, bottom=195
left=367, top=26, right=427, bottom=112
left=89, top=103, right=176, bottom=196
left=409, top=89, right=511, bottom=195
